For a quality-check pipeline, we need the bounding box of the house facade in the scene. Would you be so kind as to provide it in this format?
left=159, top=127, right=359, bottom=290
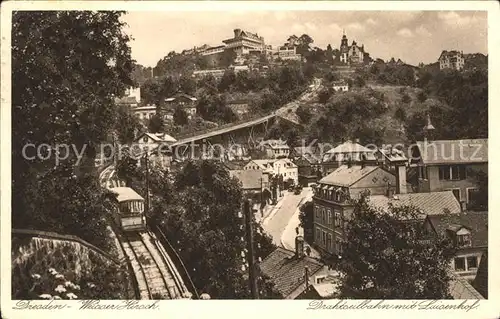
left=243, top=158, right=298, bottom=185
left=312, top=165, right=397, bottom=255
left=259, top=139, right=290, bottom=159
left=132, top=104, right=157, bottom=122
left=164, top=93, right=198, bottom=118
left=438, top=50, right=465, bottom=70
left=277, top=46, right=302, bottom=61
left=410, top=138, right=488, bottom=210
left=423, top=211, right=488, bottom=281
left=339, top=32, right=366, bottom=65
left=135, top=132, right=177, bottom=154
left=223, top=29, right=266, bottom=56
left=331, top=80, right=349, bottom=92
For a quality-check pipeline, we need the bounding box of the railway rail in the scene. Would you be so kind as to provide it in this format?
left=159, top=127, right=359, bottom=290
left=121, top=231, right=187, bottom=299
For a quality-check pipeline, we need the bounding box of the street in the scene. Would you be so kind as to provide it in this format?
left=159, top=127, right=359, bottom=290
left=262, top=187, right=313, bottom=247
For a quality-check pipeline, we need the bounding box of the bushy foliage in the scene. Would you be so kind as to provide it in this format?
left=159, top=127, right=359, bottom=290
left=148, top=114, right=165, bottom=133
left=407, top=69, right=487, bottom=140
left=298, top=201, right=314, bottom=243
left=306, top=91, right=387, bottom=144
left=12, top=245, right=131, bottom=300
left=147, top=161, right=277, bottom=299
left=12, top=11, right=134, bottom=249
left=338, top=194, right=456, bottom=299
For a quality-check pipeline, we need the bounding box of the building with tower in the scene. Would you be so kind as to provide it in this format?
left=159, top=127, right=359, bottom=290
left=339, top=31, right=367, bottom=66
left=408, top=114, right=488, bottom=210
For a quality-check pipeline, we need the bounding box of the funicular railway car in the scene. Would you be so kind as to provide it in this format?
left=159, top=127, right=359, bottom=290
left=110, top=187, right=146, bottom=232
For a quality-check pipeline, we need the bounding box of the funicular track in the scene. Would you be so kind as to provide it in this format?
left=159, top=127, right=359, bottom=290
left=121, top=230, right=187, bottom=299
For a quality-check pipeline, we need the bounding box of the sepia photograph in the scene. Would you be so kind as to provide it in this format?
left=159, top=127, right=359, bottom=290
left=3, top=1, right=495, bottom=311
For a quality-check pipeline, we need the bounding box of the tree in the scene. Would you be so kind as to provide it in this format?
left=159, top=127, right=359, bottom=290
left=417, top=91, right=428, bottom=103
left=173, top=106, right=189, bottom=126
left=296, top=104, right=312, bottom=124
left=115, top=104, right=143, bottom=144
left=221, top=50, right=237, bottom=68
left=354, top=75, right=366, bottom=88
left=298, top=201, right=314, bottom=243
left=394, top=106, right=407, bottom=122
left=12, top=11, right=133, bottom=245
left=338, top=194, right=456, bottom=299
left=401, top=93, right=411, bottom=104
left=149, top=161, right=277, bottom=299
left=318, top=88, right=332, bottom=104
left=148, top=114, right=165, bottom=133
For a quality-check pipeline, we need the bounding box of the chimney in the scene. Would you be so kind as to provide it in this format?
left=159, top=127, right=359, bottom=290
left=234, top=28, right=241, bottom=38
left=395, top=164, right=407, bottom=194
left=295, top=235, right=305, bottom=259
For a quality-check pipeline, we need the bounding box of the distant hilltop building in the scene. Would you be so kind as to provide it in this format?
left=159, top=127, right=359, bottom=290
left=438, top=50, right=465, bottom=70
left=223, top=28, right=266, bottom=56
left=115, top=87, right=141, bottom=107
left=339, top=31, right=367, bottom=66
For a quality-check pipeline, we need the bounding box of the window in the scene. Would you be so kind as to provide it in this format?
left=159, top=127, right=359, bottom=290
left=327, top=233, right=333, bottom=251
left=457, top=234, right=471, bottom=247
left=322, top=209, right=326, bottom=224
left=334, top=211, right=342, bottom=227
left=467, top=188, right=480, bottom=204
left=467, top=256, right=478, bottom=269
left=439, top=165, right=466, bottom=181
left=454, top=257, right=466, bottom=271
left=327, top=210, right=332, bottom=226
left=322, top=231, right=327, bottom=246
left=143, top=136, right=148, bottom=143
left=315, top=227, right=321, bottom=242
left=315, top=276, right=326, bottom=284
left=315, top=206, right=320, bottom=219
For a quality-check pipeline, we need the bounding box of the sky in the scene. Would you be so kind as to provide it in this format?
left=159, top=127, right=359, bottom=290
left=121, top=11, right=488, bottom=67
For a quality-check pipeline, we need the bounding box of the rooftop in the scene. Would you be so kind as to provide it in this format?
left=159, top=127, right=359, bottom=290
left=472, top=252, right=488, bottom=298
left=165, top=93, right=198, bottom=102
left=449, top=274, right=484, bottom=299
left=229, top=170, right=266, bottom=190
left=426, top=211, right=488, bottom=247
left=319, top=165, right=380, bottom=187
left=259, top=247, right=324, bottom=298
left=414, top=139, right=488, bottom=165
left=110, top=187, right=144, bottom=202
left=223, top=161, right=249, bottom=171
left=139, top=132, right=177, bottom=143
left=326, top=140, right=376, bottom=154
left=115, top=96, right=138, bottom=105
left=259, top=139, right=290, bottom=150
left=368, top=191, right=462, bottom=218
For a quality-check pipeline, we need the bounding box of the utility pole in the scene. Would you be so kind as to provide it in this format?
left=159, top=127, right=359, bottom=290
left=144, top=149, right=151, bottom=217
left=243, top=199, right=259, bottom=299
left=260, top=178, right=264, bottom=218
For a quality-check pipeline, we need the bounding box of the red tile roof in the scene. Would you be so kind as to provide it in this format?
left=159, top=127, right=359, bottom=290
left=259, top=247, right=324, bottom=298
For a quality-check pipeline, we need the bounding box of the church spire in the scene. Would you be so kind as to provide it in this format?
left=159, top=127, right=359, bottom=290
left=423, top=113, right=435, bottom=143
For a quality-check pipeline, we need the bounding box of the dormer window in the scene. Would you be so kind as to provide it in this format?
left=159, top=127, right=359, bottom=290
left=457, top=234, right=471, bottom=247
left=456, top=228, right=472, bottom=247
